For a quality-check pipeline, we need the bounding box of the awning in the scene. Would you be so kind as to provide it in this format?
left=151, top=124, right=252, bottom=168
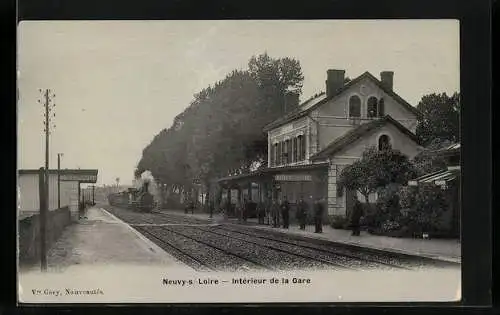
left=408, top=167, right=460, bottom=187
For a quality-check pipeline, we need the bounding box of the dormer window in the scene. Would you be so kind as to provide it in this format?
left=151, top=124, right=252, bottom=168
left=367, top=96, right=386, bottom=118
left=348, top=95, right=361, bottom=118
left=367, top=97, right=378, bottom=118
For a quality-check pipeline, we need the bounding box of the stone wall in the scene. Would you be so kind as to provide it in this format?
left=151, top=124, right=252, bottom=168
left=18, top=206, right=71, bottom=266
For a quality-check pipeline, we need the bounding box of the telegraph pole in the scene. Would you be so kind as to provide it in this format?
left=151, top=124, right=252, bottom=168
left=38, top=88, right=56, bottom=272
left=57, top=153, right=63, bottom=209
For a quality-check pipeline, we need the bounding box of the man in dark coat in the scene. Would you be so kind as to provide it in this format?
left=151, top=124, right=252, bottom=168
left=281, top=196, right=290, bottom=229
left=265, top=199, right=272, bottom=225
left=297, top=196, right=308, bottom=230
left=242, top=198, right=249, bottom=222
left=257, top=201, right=266, bottom=224
left=350, top=194, right=364, bottom=236
left=313, top=197, right=324, bottom=233
left=271, top=199, right=280, bottom=228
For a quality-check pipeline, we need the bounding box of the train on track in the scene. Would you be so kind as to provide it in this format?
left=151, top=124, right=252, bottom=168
left=108, top=181, right=155, bottom=212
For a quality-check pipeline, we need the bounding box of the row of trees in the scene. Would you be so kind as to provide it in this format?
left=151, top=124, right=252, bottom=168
left=135, top=53, right=305, bottom=202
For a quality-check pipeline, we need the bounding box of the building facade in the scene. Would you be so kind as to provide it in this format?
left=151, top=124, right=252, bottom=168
left=18, top=169, right=98, bottom=221
left=218, top=69, right=422, bottom=220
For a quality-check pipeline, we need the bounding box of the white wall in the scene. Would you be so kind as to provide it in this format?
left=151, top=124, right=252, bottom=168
left=18, top=173, right=79, bottom=214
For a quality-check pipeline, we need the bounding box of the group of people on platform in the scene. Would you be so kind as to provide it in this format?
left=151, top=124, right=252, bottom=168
left=226, top=195, right=326, bottom=234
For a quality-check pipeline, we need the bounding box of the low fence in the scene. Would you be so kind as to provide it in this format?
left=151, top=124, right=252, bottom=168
left=18, top=206, right=71, bottom=266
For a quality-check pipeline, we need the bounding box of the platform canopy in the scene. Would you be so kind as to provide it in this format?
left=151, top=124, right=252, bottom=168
left=18, top=169, right=98, bottom=183
left=217, top=163, right=328, bottom=188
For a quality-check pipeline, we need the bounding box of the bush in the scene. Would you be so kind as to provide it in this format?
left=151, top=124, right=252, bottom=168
left=397, top=183, right=448, bottom=234
left=360, top=185, right=400, bottom=230
left=375, top=183, right=402, bottom=221
left=359, top=203, right=379, bottom=228
left=364, top=183, right=449, bottom=237
left=330, top=215, right=348, bottom=229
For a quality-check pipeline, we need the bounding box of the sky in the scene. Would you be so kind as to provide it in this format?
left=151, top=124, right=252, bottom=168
left=17, top=20, right=460, bottom=186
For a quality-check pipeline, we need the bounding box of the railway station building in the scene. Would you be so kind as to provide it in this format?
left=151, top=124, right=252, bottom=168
left=217, top=69, right=422, bottom=220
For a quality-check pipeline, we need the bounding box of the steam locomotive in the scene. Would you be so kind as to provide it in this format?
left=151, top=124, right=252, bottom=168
left=107, top=181, right=155, bottom=212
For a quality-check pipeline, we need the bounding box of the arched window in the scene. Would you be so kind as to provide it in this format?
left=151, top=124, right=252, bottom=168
left=378, top=98, right=385, bottom=117
left=349, top=95, right=361, bottom=118
left=378, top=134, right=391, bottom=150
left=367, top=97, right=378, bottom=118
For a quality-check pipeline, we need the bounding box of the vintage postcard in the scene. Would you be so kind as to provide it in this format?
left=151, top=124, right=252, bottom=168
left=17, top=19, right=461, bottom=304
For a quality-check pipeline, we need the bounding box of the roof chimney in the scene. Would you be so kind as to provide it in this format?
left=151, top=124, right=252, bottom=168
left=284, top=91, right=300, bottom=112
left=326, top=69, right=345, bottom=98
left=380, top=71, right=394, bottom=91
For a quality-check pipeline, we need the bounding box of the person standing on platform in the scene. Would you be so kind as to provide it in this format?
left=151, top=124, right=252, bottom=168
left=209, top=200, right=214, bottom=218
left=350, top=194, right=364, bottom=236
left=297, top=195, right=308, bottom=230
left=271, top=199, right=280, bottom=228
left=281, top=196, right=290, bottom=229
left=242, top=197, right=250, bottom=222
left=313, top=197, right=324, bottom=233
left=265, top=199, right=272, bottom=225
left=257, top=201, right=265, bottom=224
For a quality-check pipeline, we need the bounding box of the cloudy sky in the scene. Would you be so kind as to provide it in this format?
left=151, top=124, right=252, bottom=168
left=17, top=20, right=459, bottom=186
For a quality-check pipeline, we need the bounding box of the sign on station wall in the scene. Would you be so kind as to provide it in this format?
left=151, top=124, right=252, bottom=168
left=274, top=174, right=312, bottom=182
left=60, top=174, right=97, bottom=183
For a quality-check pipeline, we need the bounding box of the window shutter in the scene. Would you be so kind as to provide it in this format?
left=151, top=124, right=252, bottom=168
left=293, top=137, right=298, bottom=162
left=301, top=136, right=304, bottom=160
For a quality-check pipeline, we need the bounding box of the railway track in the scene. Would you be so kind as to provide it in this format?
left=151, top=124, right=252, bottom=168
left=104, top=205, right=268, bottom=271
left=135, top=225, right=262, bottom=272
left=135, top=226, right=214, bottom=272
left=218, top=224, right=459, bottom=269
left=151, top=211, right=457, bottom=269
left=191, top=225, right=397, bottom=270
left=103, top=205, right=452, bottom=271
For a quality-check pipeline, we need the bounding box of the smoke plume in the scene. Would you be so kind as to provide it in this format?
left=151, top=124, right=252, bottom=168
left=135, top=170, right=160, bottom=203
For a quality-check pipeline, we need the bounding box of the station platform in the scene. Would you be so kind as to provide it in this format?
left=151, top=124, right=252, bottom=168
left=20, top=207, right=184, bottom=273
left=158, top=209, right=461, bottom=264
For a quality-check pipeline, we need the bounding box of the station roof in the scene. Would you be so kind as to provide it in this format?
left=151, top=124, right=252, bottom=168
left=18, top=169, right=98, bottom=183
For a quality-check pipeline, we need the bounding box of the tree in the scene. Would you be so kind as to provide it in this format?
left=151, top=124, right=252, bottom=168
left=412, top=148, right=448, bottom=177
left=416, top=92, right=460, bottom=145
left=135, top=53, right=305, bottom=204
left=248, top=52, right=304, bottom=115
left=338, top=147, right=416, bottom=204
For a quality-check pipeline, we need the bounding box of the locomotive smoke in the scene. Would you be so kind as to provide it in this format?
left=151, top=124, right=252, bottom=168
left=136, top=170, right=160, bottom=204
